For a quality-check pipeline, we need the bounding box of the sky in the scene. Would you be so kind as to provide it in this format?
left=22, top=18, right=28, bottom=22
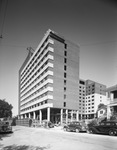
left=0, top=0, right=117, bottom=116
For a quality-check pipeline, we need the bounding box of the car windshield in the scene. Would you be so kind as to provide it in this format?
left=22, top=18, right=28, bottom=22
left=70, top=122, right=79, bottom=125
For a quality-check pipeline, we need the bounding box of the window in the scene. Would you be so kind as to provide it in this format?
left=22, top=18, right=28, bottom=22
left=64, top=58, right=67, bottom=63
left=64, top=51, right=67, bottom=56
left=64, top=87, right=66, bottom=92
left=64, top=65, right=67, bottom=71
left=64, top=43, right=67, bottom=49
left=100, top=110, right=103, bottom=114
left=100, top=122, right=104, bottom=125
left=106, top=123, right=111, bottom=126
left=45, top=100, right=47, bottom=104
left=64, top=94, right=66, bottom=99
left=63, top=102, right=66, bottom=107
left=79, top=80, right=85, bottom=85
left=64, top=80, right=66, bottom=85
left=64, top=72, right=67, bottom=78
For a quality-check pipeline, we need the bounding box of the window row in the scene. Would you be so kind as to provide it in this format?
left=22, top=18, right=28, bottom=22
left=79, top=86, right=85, bottom=89
left=20, top=66, right=52, bottom=95
left=20, top=100, right=48, bottom=112
left=21, top=91, right=49, bottom=108
left=85, top=103, right=94, bottom=106
left=21, top=37, right=50, bottom=79
left=21, top=75, right=52, bottom=101
left=79, top=97, right=85, bottom=99
left=85, top=110, right=94, bottom=113
left=21, top=50, right=52, bottom=87
left=85, top=99, right=94, bottom=102
left=21, top=59, right=50, bottom=90
left=86, top=95, right=94, bottom=99
left=79, top=93, right=85, bottom=96
left=85, top=106, right=94, bottom=109
left=21, top=82, right=52, bottom=102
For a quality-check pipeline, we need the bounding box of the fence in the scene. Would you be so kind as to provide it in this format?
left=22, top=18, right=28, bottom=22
left=16, top=118, right=43, bottom=127
left=16, top=118, right=30, bottom=127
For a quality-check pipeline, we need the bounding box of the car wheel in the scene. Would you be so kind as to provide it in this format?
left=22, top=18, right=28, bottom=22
left=88, top=129, right=94, bottom=134
left=75, top=128, right=80, bottom=133
left=109, top=130, right=116, bottom=136
left=63, top=127, right=67, bottom=131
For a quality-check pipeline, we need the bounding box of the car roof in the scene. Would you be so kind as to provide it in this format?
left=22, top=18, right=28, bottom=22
left=102, top=121, right=117, bottom=123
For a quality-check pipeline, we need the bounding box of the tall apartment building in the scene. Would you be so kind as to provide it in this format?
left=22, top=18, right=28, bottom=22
left=19, top=29, right=80, bottom=124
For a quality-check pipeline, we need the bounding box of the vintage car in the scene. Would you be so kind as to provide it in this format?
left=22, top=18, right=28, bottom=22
left=87, top=120, right=117, bottom=136
left=0, top=121, right=12, bottom=133
left=63, top=121, right=87, bottom=133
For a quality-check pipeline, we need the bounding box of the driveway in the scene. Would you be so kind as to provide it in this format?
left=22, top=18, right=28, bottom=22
left=0, top=126, right=117, bottom=150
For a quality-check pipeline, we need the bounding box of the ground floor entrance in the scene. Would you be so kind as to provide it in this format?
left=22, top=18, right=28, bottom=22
left=19, top=107, right=79, bottom=125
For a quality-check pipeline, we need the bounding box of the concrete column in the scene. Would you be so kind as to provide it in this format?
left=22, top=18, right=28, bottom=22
left=25, top=114, right=27, bottom=118
left=71, top=110, right=73, bottom=122
left=107, top=105, right=111, bottom=119
left=47, top=107, right=50, bottom=121
left=33, top=111, right=36, bottom=119
left=60, top=109, right=63, bottom=124
left=94, top=114, right=96, bottom=118
left=29, top=113, right=31, bottom=118
left=110, top=93, right=114, bottom=100
left=81, top=114, right=82, bottom=120
left=66, top=109, right=68, bottom=123
left=40, top=110, right=42, bottom=124
left=76, top=110, right=79, bottom=121
left=23, top=114, right=25, bottom=119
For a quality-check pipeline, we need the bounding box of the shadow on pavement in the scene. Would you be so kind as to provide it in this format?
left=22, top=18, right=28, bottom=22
left=0, top=132, right=13, bottom=141
left=1, top=144, right=50, bottom=150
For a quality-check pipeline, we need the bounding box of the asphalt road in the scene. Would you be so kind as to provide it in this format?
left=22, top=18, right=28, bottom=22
left=0, top=126, right=117, bottom=150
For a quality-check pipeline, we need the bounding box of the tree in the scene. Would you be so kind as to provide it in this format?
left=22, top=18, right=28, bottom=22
left=0, top=99, right=13, bottom=118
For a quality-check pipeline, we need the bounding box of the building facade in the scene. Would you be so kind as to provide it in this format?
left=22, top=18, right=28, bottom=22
left=106, top=85, right=117, bottom=119
left=79, top=79, right=86, bottom=119
left=84, top=80, right=107, bottom=119
left=19, top=29, right=80, bottom=124
left=78, top=79, right=107, bottom=119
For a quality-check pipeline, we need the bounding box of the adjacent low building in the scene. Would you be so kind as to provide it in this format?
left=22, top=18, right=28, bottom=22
left=106, top=85, right=117, bottom=119
left=79, top=79, right=107, bottom=119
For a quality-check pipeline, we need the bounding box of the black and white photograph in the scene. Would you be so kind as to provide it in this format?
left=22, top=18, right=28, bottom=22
left=0, top=0, right=117, bottom=149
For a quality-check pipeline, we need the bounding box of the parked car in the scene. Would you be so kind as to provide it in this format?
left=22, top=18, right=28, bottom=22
left=87, top=120, right=117, bottom=136
left=63, top=121, right=87, bottom=133
left=0, top=121, right=12, bottom=133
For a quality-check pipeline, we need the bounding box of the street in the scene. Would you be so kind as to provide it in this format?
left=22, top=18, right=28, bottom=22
left=0, top=126, right=117, bottom=150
